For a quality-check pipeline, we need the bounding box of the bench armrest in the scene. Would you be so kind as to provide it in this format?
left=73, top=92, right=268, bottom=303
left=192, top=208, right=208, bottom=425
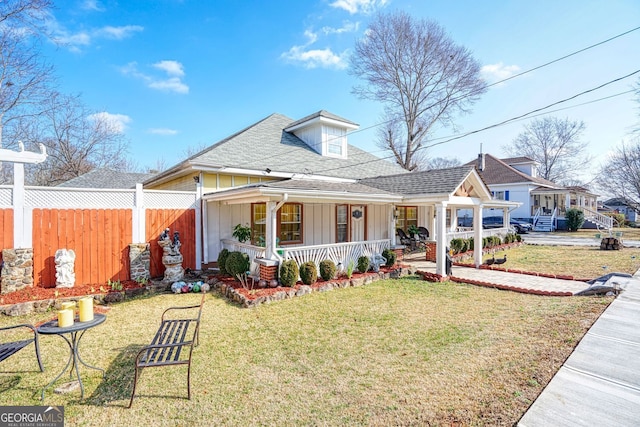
left=0, top=323, right=37, bottom=334
left=161, top=293, right=206, bottom=322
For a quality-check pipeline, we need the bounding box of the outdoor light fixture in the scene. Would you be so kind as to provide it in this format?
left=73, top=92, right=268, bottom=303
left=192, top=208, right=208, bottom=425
left=393, top=208, right=400, bottom=220
left=265, top=168, right=271, bottom=173
left=193, top=175, right=200, bottom=183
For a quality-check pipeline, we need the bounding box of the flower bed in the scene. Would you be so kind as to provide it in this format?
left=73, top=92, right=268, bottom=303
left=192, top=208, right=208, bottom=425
left=209, top=265, right=416, bottom=308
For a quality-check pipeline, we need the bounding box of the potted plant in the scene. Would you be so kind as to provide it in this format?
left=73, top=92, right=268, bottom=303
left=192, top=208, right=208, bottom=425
left=232, top=224, right=252, bottom=243
left=407, top=224, right=420, bottom=239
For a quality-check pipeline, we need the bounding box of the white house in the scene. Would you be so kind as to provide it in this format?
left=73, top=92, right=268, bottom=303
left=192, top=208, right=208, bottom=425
left=144, top=111, right=517, bottom=277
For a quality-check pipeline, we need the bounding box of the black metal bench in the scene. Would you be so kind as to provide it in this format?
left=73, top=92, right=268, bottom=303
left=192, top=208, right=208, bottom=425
left=129, top=293, right=205, bottom=407
left=0, top=323, right=44, bottom=372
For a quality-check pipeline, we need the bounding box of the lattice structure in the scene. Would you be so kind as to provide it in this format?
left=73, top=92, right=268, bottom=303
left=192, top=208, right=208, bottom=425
left=0, top=188, right=11, bottom=207
left=26, top=187, right=136, bottom=208
left=144, top=190, right=197, bottom=209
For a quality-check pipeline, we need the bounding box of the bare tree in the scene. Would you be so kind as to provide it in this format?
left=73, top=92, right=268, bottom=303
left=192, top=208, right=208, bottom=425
left=634, top=77, right=640, bottom=135
left=350, top=11, right=487, bottom=171
left=424, top=156, right=461, bottom=171
left=599, top=137, right=640, bottom=213
left=503, top=117, right=591, bottom=184
left=9, top=93, right=131, bottom=186
left=0, top=0, right=54, bottom=147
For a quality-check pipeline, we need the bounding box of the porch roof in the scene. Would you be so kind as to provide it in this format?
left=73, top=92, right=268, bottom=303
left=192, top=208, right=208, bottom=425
left=202, top=178, right=403, bottom=204
left=531, top=186, right=598, bottom=197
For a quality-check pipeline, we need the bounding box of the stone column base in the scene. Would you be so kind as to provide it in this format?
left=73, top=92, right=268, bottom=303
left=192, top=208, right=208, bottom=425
left=425, top=241, right=436, bottom=262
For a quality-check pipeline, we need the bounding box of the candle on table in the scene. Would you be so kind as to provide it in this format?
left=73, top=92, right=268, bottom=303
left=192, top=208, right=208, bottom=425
left=61, top=301, right=76, bottom=311
left=57, top=309, right=74, bottom=328
left=78, top=297, right=94, bottom=322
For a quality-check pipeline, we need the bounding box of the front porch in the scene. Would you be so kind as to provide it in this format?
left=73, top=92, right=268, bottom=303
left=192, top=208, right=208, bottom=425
left=531, top=186, right=611, bottom=231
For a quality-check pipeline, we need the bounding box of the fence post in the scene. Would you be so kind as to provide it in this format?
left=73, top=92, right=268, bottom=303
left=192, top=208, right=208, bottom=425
left=133, top=183, right=146, bottom=244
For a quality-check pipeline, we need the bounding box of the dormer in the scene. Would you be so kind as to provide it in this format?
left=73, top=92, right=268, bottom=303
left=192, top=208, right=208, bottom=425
left=284, top=110, right=359, bottom=159
left=504, top=157, right=539, bottom=178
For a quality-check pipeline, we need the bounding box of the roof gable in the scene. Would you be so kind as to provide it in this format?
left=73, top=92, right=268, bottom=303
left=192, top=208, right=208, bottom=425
left=466, top=154, right=559, bottom=188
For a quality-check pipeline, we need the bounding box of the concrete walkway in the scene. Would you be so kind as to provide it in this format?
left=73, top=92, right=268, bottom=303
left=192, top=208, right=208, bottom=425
left=403, top=253, right=591, bottom=295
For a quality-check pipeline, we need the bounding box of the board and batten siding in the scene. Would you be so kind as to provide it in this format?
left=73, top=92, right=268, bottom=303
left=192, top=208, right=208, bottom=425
left=205, top=202, right=393, bottom=263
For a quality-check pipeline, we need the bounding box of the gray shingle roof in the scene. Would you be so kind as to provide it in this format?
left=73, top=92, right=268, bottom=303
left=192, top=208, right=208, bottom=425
left=359, top=165, right=475, bottom=196
left=465, top=154, right=558, bottom=187
left=285, top=110, right=358, bottom=129
left=183, top=113, right=407, bottom=180
left=214, top=178, right=398, bottom=196
left=57, top=168, right=155, bottom=189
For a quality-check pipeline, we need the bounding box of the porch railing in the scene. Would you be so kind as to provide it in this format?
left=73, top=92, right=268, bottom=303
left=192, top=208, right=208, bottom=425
left=576, top=206, right=614, bottom=230
left=281, top=239, right=391, bottom=270
left=446, top=227, right=512, bottom=242
left=221, top=239, right=266, bottom=274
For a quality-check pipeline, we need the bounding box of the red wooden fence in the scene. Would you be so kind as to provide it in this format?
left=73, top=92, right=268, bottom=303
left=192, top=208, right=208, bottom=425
left=146, top=209, right=196, bottom=278
left=0, top=209, right=14, bottom=265
left=24, top=208, right=195, bottom=288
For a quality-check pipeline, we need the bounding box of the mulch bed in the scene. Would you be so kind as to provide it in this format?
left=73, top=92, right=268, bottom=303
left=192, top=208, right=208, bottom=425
left=0, top=280, right=145, bottom=306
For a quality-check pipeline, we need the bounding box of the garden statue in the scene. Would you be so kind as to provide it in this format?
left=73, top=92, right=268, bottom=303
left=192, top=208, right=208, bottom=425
left=55, top=249, right=76, bottom=288
left=158, top=228, right=184, bottom=285
left=159, top=228, right=170, bottom=241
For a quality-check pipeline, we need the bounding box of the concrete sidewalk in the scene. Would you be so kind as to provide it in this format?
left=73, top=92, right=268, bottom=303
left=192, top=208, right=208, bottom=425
left=523, top=232, right=640, bottom=248
left=518, top=273, right=640, bottom=426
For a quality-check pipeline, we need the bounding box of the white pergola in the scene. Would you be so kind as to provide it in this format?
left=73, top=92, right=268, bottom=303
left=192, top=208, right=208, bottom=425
left=0, top=143, right=48, bottom=248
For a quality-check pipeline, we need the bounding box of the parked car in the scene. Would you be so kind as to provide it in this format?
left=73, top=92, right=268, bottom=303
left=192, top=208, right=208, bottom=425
left=457, top=216, right=532, bottom=233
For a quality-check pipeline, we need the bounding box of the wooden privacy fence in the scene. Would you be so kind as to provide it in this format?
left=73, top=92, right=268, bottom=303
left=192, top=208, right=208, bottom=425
left=0, top=186, right=198, bottom=288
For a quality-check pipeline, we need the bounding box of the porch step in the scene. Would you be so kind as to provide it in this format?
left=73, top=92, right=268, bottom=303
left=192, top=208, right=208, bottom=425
left=533, top=216, right=554, bottom=232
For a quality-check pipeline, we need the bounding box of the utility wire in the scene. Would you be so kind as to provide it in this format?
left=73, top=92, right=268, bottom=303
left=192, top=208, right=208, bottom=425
left=318, top=69, right=640, bottom=174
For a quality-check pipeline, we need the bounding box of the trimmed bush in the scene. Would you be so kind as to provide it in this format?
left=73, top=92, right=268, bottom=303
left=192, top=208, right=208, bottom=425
left=450, top=238, right=464, bottom=254
left=319, top=259, right=337, bottom=281
left=357, top=256, right=370, bottom=273
left=565, top=208, right=585, bottom=232
left=299, top=261, right=318, bottom=285
left=515, top=234, right=522, bottom=242
left=225, top=251, right=250, bottom=278
left=382, top=248, right=396, bottom=267
left=217, top=248, right=230, bottom=275
left=279, top=260, right=299, bottom=287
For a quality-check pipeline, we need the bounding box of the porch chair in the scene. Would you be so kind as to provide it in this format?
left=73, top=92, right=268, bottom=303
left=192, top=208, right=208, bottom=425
left=1, top=323, right=44, bottom=372
left=396, top=229, right=412, bottom=246
left=417, top=226, right=429, bottom=240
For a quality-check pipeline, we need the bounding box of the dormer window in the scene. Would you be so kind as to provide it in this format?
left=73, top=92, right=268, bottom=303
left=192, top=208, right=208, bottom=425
left=325, top=126, right=346, bottom=157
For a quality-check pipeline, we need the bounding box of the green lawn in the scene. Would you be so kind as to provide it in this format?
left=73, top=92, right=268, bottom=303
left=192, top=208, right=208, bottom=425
left=0, top=275, right=611, bottom=426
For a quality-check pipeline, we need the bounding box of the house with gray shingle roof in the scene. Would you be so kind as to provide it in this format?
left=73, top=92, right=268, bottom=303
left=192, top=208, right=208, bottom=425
left=57, top=168, right=156, bottom=189
left=465, top=153, right=605, bottom=231
left=145, top=111, right=517, bottom=277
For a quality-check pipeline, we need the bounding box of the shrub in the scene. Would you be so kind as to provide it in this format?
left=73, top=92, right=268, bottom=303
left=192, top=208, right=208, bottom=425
left=357, top=256, right=370, bottom=273
left=461, top=238, right=470, bottom=253
left=217, top=248, right=230, bottom=275
left=482, top=237, right=488, bottom=249
left=565, top=208, right=585, bottom=232
left=450, top=238, right=464, bottom=254
left=319, top=259, right=337, bottom=281
left=382, top=248, right=396, bottom=267
left=468, top=237, right=474, bottom=251
left=604, top=212, right=626, bottom=228
left=279, top=260, right=299, bottom=287
left=515, top=234, right=522, bottom=242
left=225, top=251, right=250, bottom=278
left=299, top=261, right=318, bottom=285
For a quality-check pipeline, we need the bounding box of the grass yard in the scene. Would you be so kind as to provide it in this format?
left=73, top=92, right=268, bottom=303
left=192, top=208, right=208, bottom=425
left=0, top=275, right=611, bottom=426
left=473, top=244, right=640, bottom=278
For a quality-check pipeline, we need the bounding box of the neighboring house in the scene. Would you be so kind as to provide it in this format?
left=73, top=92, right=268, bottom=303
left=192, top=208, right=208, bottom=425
left=144, top=111, right=517, bottom=277
left=464, top=154, right=611, bottom=232
left=57, top=168, right=156, bottom=189
left=602, top=198, right=638, bottom=223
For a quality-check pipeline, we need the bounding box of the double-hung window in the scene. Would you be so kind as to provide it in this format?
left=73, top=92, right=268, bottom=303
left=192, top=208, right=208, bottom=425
left=251, top=203, right=303, bottom=245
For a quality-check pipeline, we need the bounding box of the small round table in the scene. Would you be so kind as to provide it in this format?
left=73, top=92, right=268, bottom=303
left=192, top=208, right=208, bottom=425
left=38, top=313, right=106, bottom=401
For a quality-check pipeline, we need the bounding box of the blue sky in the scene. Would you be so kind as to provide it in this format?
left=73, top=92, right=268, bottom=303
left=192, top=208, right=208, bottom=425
left=43, top=0, right=640, bottom=177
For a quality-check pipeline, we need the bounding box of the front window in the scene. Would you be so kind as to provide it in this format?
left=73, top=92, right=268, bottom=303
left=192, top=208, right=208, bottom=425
left=252, top=203, right=303, bottom=245
left=336, top=205, right=349, bottom=243
left=325, top=126, right=345, bottom=156
left=396, top=206, right=418, bottom=232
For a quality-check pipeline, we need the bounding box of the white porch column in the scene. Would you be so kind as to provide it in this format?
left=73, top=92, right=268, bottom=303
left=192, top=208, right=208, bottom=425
left=390, top=206, right=397, bottom=245
left=429, top=206, right=436, bottom=239
left=450, top=208, right=458, bottom=232
left=473, top=205, right=483, bottom=268
left=194, top=176, right=203, bottom=270
left=502, top=208, right=508, bottom=226
left=565, top=193, right=571, bottom=212
left=435, top=202, right=447, bottom=276
left=266, top=201, right=277, bottom=260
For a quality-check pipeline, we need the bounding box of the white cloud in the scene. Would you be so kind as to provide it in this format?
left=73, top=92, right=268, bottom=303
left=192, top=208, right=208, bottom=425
left=329, top=0, right=388, bottom=14
left=148, top=128, right=179, bottom=136
left=81, top=0, right=105, bottom=12
left=281, top=46, right=349, bottom=70
left=88, top=112, right=131, bottom=134
left=97, top=25, right=144, bottom=40
left=321, top=21, right=360, bottom=35
left=481, top=62, right=521, bottom=84
left=120, top=61, right=189, bottom=94
left=48, top=16, right=143, bottom=51
left=153, top=60, right=185, bottom=77
left=281, top=28, right=348, bottom=70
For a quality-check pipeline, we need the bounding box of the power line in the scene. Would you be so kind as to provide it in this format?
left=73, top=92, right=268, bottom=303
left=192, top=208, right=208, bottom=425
left=318, top=69, right=640, bottom=174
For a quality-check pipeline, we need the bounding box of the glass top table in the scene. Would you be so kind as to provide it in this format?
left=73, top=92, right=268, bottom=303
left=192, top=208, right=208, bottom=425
left=38, top=313, right=106, bottom=401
